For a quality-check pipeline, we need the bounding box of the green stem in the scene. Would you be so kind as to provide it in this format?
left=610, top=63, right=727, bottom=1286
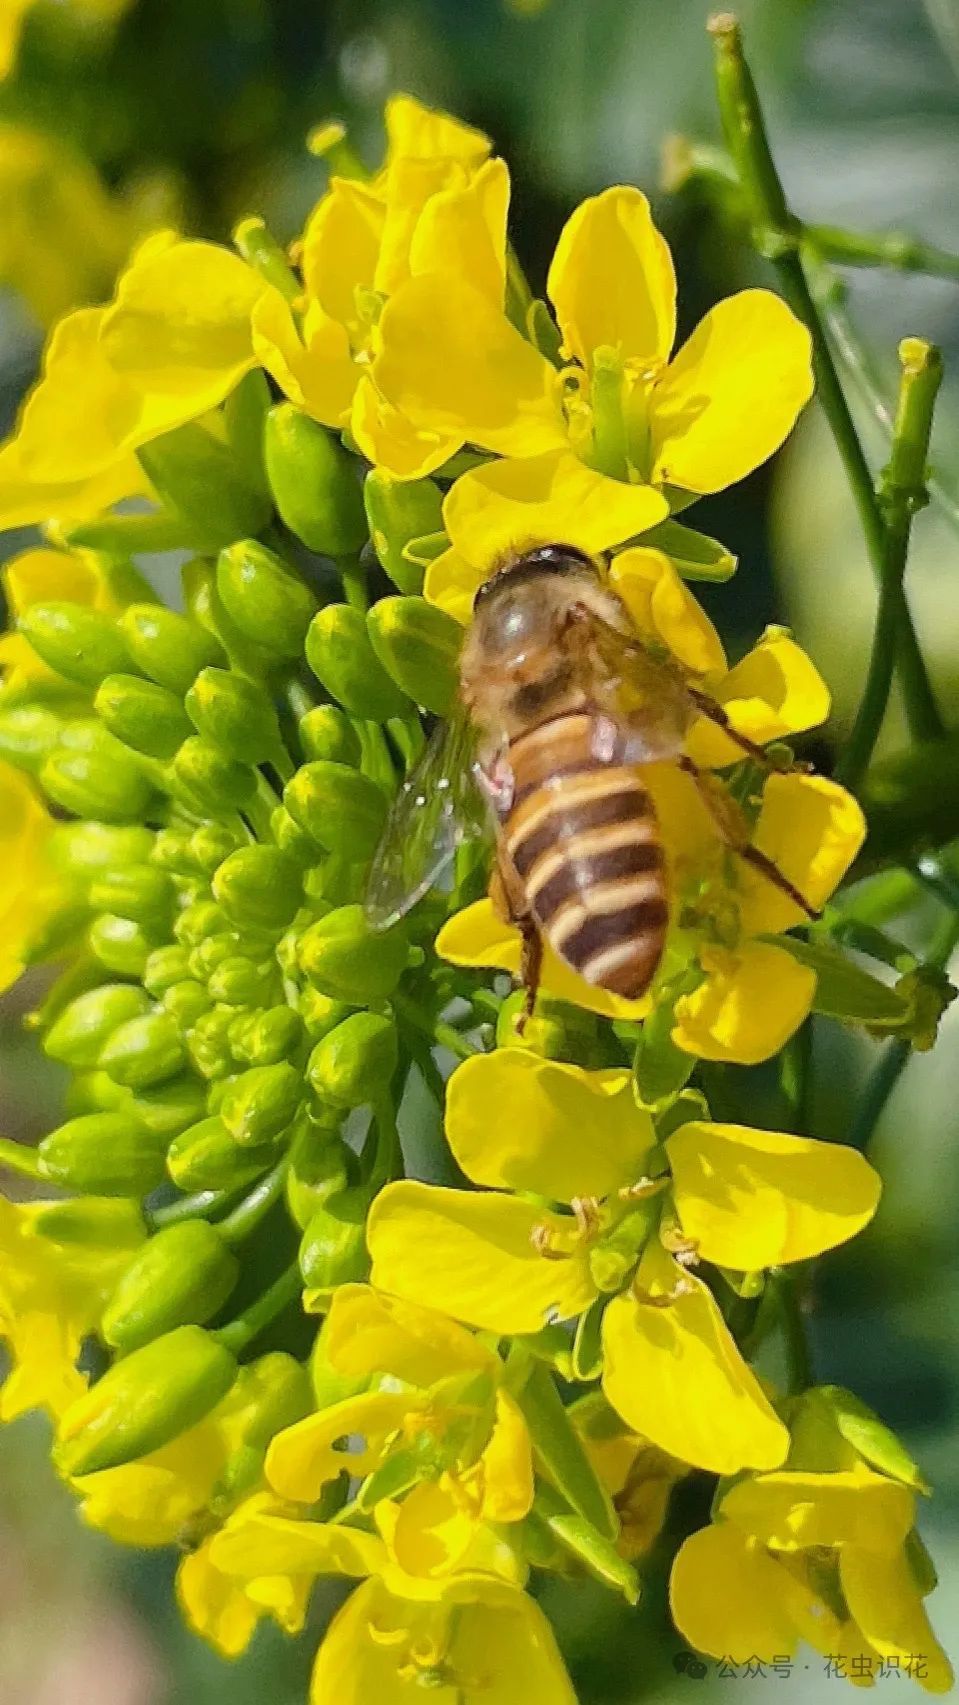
left=214, top=1261, right=303, bottom=1354
left=806, top=223, right=959, bottom=282
left=0, top=1137, right=45, bottom=1180
left=147, top=1187, right=234, bottom=1229
left=391, top=991, right=479, bottom=1060
left=837, top=339, right=943, bottom=791
left=772, top=1268, right=813, bottom=1395
left=709, top=14, right=944, bottom=745
left=337, top=553, right=368, bottom=612
left=218, top=1156, right=291, bottom=1245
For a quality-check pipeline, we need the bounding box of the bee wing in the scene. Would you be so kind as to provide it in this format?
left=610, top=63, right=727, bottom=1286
left=365, top=708, right=495, bottom=930
left=578, top=611, right=692, bottom=763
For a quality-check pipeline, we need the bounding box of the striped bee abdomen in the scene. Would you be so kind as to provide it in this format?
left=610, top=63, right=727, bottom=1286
left=502, top=711, right=668, bottom=998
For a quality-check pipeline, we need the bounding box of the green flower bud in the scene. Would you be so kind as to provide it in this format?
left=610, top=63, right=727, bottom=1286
left=167, top=1115, right=274, bottom=1189
left=127, top=1072, right=209, bottom=1139
left=307, top=1013, right=397, bottom=1109
left=230, top=1005, right=302, bottom=1067
left=186, top=1007, right=240, bottom=1080
left=299, top=905, right=407, bottom=1001
left=299, top=990, right=353, bottom=1042
left=172, top=736, right=257, bottom=814
left=298, top=705, right=361, bottom=767
left=283, top=761, right=386, bottom=857
left=219, top=1061, right=301, bottom=1146
left=42, top=737, right=155, bottom=823
left=143, top=944, right=192, bottom=996
left=264, top=403, right=366, bottom=555
left=270, top=805, right=317, bottom=867
left=299, top=1187, right=369, bottom=1290
left=0, top=703, right=67, bottom=774
left=364, top=468, right=444, bottom=594
left=89, top=864, right=173, bottom=928
left=32, top=1196, right=145, bottom=1251
left=19, top=602, right=130, bottom=688
left=51, top=821, right=154, bottom=879
left=175, top=901, right=227, bottom=948
left=217, top=540, right=317, bottom=658
left=185, top=668, right=284, bottom=765
left=55, top=1324, right=237, bottom=1476
left=495, top=991, right=605, bottom=1066
left=102, top=1222, right=240, bottom=1353
left=138, top=421, right=272, bottom=554
left=216, top=1350, right=312, bottom=1500
left=188, top=931, right=241, bottom=979
left=65, top=1067, right=130, bottom=1115
left=94, top=674, right=192, bottom=760
left=367, top=597, right=460, bottom=717
left=99, top=1011, right=186, bottom=1090
left=44, top=983, right=152, bottom=1067
left=188, top=823, right=243, bottom=875
left=286, top=1124, right=350, bottom=1230
left=149, top=828, right=199, bottom=874
left=207, top=955, right=277, bottom=1007
left=119, top=603, right=223, bottom=695
left=39, top=1113, right=165, bottom=1195
left=212, top=845, right=303, bottom=932
left=306, top=604, right=409, bottom=721
left=89, top=915, right=158, bottom=978
left=162, top=979, right=215, bottom=1029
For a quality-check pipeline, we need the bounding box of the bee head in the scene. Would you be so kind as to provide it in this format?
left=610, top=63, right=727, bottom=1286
left=469, top=544, right=601, bottom=661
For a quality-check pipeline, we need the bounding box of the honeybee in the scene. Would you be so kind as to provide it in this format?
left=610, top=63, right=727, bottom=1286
left=365, top=545, right=816, bottom=1014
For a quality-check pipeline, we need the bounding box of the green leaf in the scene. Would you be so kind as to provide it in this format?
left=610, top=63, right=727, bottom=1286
left=761, top=934, right=955, bottom=1047
left=511, top=1358, right=617, bottom=1540
left=533, top=1485, right=639, bottom=1604
left=818, top=1385, right=930, bottom=1493
left=640, top=519, right=737, bottom=581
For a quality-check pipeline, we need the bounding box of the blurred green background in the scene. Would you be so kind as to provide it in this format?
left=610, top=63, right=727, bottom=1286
left=1, top=0, right=958, bottom=1699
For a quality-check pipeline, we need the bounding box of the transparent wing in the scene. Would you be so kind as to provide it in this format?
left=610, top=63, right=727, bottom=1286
left=364, top=707, right=495, bottom=930
left=578, top=612, right=692, bottom=763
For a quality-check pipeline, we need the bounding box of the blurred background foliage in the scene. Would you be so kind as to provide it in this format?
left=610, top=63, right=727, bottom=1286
left=1, top=0, right=958, bottom=1700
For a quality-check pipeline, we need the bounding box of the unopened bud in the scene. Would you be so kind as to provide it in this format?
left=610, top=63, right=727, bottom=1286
left=188, top=823, right=243, bottom=875
left=298, top=904, right=406, bottom=1001
left=174, top=900, right=227, bottom=948
left=137, top=422, right=272, bottom=553
left=217, top=1350, right=312, bottom=1500
left=95, top=674, right=192, bottom=759
left=219, top=1061, right=301, bottom=1146
left=364, top=469, right=444, bottom=595
left=185, top=668, right=285, bottom=765
left=89, top=864, right=173, bottom=928
left=127, top=1072, right=209, bottom=1139
left=88, top=914, right=158, bottom=978
left=102, top=1222, right=240, bottom=1352
left=298, top=705, right=361, bottom=767
left=299, top=1186, right=370, bottom=1290
left=207, top=955, right=277, bottom=1007
left=367, top=597, right=460, bottom=716
left=32, top=1196, right=145, bottom=1252
left=98, top=1010, right=186, bottom=1090
left=283, top=761, right=386, bottom=857
left=264, top=403, right=366, bottom=555
left=39, top=1112, right=166, bottom=1195
left=270, top=805, right=317, bottom=867
left=217, top=540, right=317, bottom=658
left=51, top=821, right=154, bottom=879
left=212, top=844, right=303, bottom=932
left=19, top=602, right=130, bottom=688
left=230, top=1005, right=302, bottom=1067
left=142, top=945, right=192, bottom=996
left=299, top=989, right=353, bottom=1042
left=43, top=983, right=152, bottom=1067
left=167, top=1114, right=275, bottom=1189
left=186, top=1006, right=240, bottom=1080
left=42, top=733, right=156, bottom=822
left=305, top=604, right=408, bottom=721
left=173, top=736, right=257, bottom=814
left=307, top=1013, right=397, bottom=1108
left=286, top=1125, right=351, bottom=1230
left=119, top=603, right=223, bottom=695
left=0, top=703, right=66, bottom=774
left=161, top=979, right=215, bottom=1029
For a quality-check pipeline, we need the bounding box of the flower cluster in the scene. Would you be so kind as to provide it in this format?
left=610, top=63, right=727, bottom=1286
left=0, top=95, right=951, bottom=1701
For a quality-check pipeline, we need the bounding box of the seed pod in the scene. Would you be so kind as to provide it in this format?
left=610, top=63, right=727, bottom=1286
left=19, top=602, right=131, bottom=688
left=102, top=1222, right=240, bottom=1352
left=172, top=736, right=257, bottom=814
left=307, top=1013, right=398, bottom=1109
left=127, top=1073, right=209, bottom=1139
left=297, top=705, right=361, bottom=767
left=167, top=1115, right=275, bottom=1189
left=217, top=540, right=317, bottom=658
left=142, top=944, right=192, bottom=996
left=286, top=1124, right=351, bottom=1230
left=162, top=979, right=215, bottom=1030
left=305, top=604, right=408, bottom=721
left=283, top=761, right=387, bottom=857
left=88, top=915, right=158, bottom=978
left=119, top=603, right=224, bottom=695
left=264, top=403, right=366, bottom=555
left=185, top=668, right=284, bottom=765
left=298, top=904, right=407, bottom=1002
left=99, top=1011, right=185, bottom=1090
left=299, top=1187, right=370, bottom=1290
left=218, top=1061, right=302, bottom=1146
left=212, top=845, right=303, bottom=932
left=43, top=983, right=153, bottom=1067
left=138, top=421, right=272, bottom=553
left=38, top=1113, right=166, bottom=1195
left=364, top=468, right=444, bottom=595
left=55, top=1325, right=237, bottom=1476
left=229, top=1005, right=302, bottom=1067
left=89, top=864, right=173, bottom=928
left=367, top=596, right=461, bottom=716
left=95, top=674, right=192, bottom=760
left=42, top=736, right=155, bottom=823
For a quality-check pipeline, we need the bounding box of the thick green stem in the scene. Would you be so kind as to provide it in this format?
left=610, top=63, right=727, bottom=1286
left=708, top=14, right=944, bottom=745
left=837, top=339, right=943, bottom=791
left=218, top=1156, right=291, bottom=1245
left=806, top=223, right=959, bottom=282
left=147, top=1187, right=235, bottom=1230
left=771, top=1268, right=813, bottom=1395
left=214, top=1261, right=303, bottom=1354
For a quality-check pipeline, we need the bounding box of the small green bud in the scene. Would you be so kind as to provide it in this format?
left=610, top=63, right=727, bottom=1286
left=283, top=761, right=387, bottom=857
left=167, top=1115, right=274, bottom=1189
left=212, top=845, right=303, bottom=932
left=19, top=602, right=130, bottom=688
left=298, top=705, right=360, bottom=767
left=55, top=1325, right=237, bottom=1476
left=185, top=668, right=284, bottom=765
left=143, top=944, right=192, bottom=996
left=367, top=597, right=461, bottom=716
left=99, top=1011, right=186, bottom=1090
left=217, top=1350, right=312, bottom=1500
left=217, top=540, right=317, bottom=658
left=0, top=703, right=67, bottom=774
left=364, top=468, right=444, bottom=594
left=51, top=821, right=154, bottom=879
left=95, top=674, right=192, bottom=759
left=208, top=955, right=277, bottom=1007
left=174, top=900, right=227, bottom=948
left=127, top=1073, right=209, bottom=1139
left=102, top=1222, right=240, bottom=1352
left=32, top=1196, right=145, bottom=1251
left=306, top=604, right=408, bottom=720
left=42, top=736, right=155, bottom=822
left=162, top=979, right=215, bottom=1029
left=137, top=421, right=272, bottom=553
left=119, top=603, right=223, bottom=695
left=230, top=1005, right=302, bottom=1067
left=285, top=1124, right=350, bottom=1230
left=270, top=805, right=317, bottom=867
left=149, top=828, right=199, bottom=874
left=188, top=931, right=241, bottom=979
left=264, top=403, right=366, bottom=555
left=299, top=989, right=353, bottom=1042
left=172, top=736, right=257, bottom=814
left=186, top=1007, right=240, bottom=1080
left=188, top=823, right=243, bottom=874
left=44, top=983, right=152, bottom=1067
left=495, top=991, right=604, bottom=1065
left=39, top=1113, right=165, bottom=1195
left=299, top=1187, right=370, bottom=1290
left=307, top=1013, right=397, bottom=1108
left=219, top=1061, right=301, bottom=1146
left=65, top=1067, right=130, bottom=1115
left=88, top=914, right=158, bottom=978
left=299, top=904, right=407, bottom=1001
left=89, top=864, right=173, bottom=927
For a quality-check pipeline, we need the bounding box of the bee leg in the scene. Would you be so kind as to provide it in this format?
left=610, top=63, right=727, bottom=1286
left=518, top=923, right=544, bottom=1032
left=685, top=686, right=811, bottom=773
left=490, top=850, right=542, bottom=1033
left=678, top=756, right=821, bottom=922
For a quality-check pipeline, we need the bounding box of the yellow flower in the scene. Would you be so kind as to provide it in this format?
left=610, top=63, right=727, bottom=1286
left=571, top=1393, right=688, bottom=1562
left=253, top=94, right=504, bottom=479
left=0, top=543, right=136, bottom=695
left=0, top=764, right=67, bottom=991
left=0, top=1192, right=144, bottom=1420
left=368, top=1051, right=880, bottom=1474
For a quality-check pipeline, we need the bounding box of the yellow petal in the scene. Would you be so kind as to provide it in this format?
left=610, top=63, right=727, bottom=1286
left=840, top=1546, right=954, bottom=1694
left=177, top=1542, right=262, bottom=1658
left=607, top=547, right=726, bottom=675
left=686, top=630, right=831, bottom=767
left=446, top=1051, right=654, bottom=1200
left=0, top=435, right=145, bottom=532
left=11, top=305, right=140, bottom=483
left=481, top=1390, right=535, bottom=1523
left=265, top=1390, right=413, bottom=1502
left=374, top=274, right=564, bottom=460
left=389, top=1479, right=478, bottom=1579
left=547, top=186, right=675, bottom=370
left=4, top=545, right=106, bottom=614
left=673, top=940, right=817, bottom=1066
left=650, top=289, right=814, bottom=493
left=409, top=156, right=509, bottom=308
left=351, top=373, right=459, bottom=480
left=667, top=1121, right=882, bottom=1269
left=251, top=289, right=357, bottom=427
left=721, top=1469, right=914, bottom=1554
left=447, top=1585, right=578, bottom=1704
left=72, top=1424, right=223, bottom=1545
left=423, top=546, right=487, bottom=625
left=384, top=95, right=491, bottom=168
left=368, top=1180, right=596, bottom=1334
left=443, top=449, right=668, bottom=566
left=323, top=1283, right=493, bottom=1383
left=435, top=898, right=651, bottom=1021
left=210, top=1501, right=385, bottom=1582
left=301, top=177, right=384, bottom=330
left=738, top=773, right=867, bottom=937
left=670, top=1523, right=807, bottom=1663
left=601, top=1245, right=789, bottom=1474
